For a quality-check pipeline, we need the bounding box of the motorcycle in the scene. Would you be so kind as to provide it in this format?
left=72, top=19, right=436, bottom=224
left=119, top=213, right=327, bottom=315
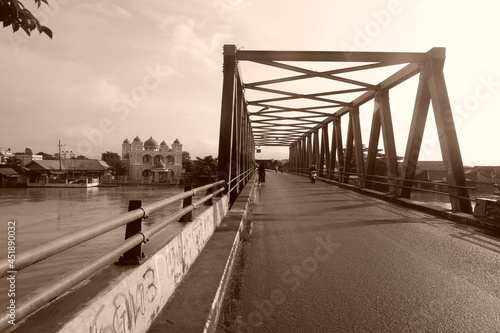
left=310, top=170, right=317, bottom=183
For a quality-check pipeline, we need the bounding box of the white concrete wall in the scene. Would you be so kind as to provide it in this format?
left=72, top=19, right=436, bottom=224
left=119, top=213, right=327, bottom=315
left=56, top=196, right=229, bottom=333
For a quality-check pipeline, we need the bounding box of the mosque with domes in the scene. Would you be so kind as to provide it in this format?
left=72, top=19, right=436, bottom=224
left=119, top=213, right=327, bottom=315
left=121, top=136, right=183, bottom=184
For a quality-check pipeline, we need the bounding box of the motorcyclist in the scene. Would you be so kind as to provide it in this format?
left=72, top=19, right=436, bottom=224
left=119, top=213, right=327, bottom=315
left=309, top=163, right=317, bottom=182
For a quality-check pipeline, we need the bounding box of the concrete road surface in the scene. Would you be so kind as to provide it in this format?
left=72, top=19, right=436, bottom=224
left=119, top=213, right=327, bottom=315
left=218, top=172, right=500, bottom=333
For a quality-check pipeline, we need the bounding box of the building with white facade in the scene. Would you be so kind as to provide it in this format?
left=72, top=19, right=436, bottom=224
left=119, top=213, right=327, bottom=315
left=122, top=136, right=182, bottom=184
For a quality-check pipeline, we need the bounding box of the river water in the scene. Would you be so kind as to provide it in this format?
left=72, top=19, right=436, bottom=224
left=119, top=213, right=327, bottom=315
left=0, top=186, right=182, bottom=308
left=410, top=186, right=498, bottom=210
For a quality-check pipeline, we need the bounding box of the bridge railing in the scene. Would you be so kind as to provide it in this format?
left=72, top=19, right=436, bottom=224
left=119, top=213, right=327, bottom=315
left=0, top=180, right=225, bottom=331
left=295, top=168, right=476, bottom=206
left=227, top=167, right=255, bottom=195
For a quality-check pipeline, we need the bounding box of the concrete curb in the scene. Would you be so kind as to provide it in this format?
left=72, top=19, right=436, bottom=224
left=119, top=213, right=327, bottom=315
left=146, top=177, right=256, bottom=333
left=203, top=182, right=255, bottom=333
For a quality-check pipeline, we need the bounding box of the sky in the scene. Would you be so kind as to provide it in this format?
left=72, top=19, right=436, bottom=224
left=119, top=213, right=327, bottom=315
left=1, top=0, right=499, bottom=166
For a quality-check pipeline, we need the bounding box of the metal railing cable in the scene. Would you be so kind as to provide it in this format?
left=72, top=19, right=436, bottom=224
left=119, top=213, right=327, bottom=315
left=227, top=168, right=255, bottom=194
left=293, top=168, right=476, bottom=202
left=0, top=180, right=224, bottom=279
left=0, top=180, right=226, bottom=331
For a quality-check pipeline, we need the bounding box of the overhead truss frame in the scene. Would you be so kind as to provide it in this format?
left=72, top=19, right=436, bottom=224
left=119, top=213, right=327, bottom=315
left=217, top=44, right=471, bottom=213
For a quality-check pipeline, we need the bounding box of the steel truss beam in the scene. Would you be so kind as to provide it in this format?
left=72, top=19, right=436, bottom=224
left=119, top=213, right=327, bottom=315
left=220, top=45, right=471, bottom=213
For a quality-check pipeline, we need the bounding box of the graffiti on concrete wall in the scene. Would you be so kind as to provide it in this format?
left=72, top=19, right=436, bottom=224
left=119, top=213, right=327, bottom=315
left=88, top=267, right=157, bottom=333
left=60, top=197, right=228, bottom=333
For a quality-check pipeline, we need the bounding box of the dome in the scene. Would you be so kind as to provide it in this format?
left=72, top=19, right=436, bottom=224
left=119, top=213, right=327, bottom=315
left=123, top=138, right=130, bottom=144
left=160, top=140, right=167, bottom=146
left=144, top=136, right=159, bottom=148
left=133, top=136, right=141, bottom=142
left=173, top=138, right=181, bottom=144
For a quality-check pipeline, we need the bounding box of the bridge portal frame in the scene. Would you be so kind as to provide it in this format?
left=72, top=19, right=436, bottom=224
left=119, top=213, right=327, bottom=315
left=218, top=45, right=471, bottom=213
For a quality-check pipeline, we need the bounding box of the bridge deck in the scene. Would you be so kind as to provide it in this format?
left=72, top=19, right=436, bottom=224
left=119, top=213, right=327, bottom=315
left=219, top=172, right=500, bottom=332
left=147, top=172, right=500, bottom=332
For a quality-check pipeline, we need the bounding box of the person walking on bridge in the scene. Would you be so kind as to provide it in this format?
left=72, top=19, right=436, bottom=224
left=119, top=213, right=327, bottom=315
left=258, top=163, right=266, bottom=185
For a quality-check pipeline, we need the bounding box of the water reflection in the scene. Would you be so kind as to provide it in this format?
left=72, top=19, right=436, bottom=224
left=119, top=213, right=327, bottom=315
left=0, top=185, right=182, bottom=303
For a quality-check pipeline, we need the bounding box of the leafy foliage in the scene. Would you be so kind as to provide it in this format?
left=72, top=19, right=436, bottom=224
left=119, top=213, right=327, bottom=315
left=74, top=155, right=88, bottom=160
left=36, top=151, right=57, bottom=160
left=4, top=156, right=21, bottom=165
left=101, top=151, right=126, bottom=176
left=192, top=155, right=218, bottom=177
left=182, top=151, right=193, bottom=172
left=0, top=0, right=53, bottom=38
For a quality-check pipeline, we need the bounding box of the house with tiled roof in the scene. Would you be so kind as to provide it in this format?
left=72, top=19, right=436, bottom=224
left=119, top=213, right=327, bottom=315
left=25, top=159, right=110, bottom=185
left=0, top=165, right=29, bottom=187
left=414, top=161, right=448, bottom=182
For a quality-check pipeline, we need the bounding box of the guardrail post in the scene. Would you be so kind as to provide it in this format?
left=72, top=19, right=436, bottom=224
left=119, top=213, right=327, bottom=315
left=204, top=185, right=214, bottom=206
left=116, top=200, right=144, bottom=265
left=179, top=185, right=193, bottom=222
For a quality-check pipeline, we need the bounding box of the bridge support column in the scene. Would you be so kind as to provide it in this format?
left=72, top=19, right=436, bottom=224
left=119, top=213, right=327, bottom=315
left=365, top=93, right=382, bottom=189
left=218, top=45, right=237, bottom=197
left=321, top=124, right=330, bottom=178
left=334, top=118, right=344, bottom=182
left=329, top=120, right=337, bottom=179
left=351, top=106, right=366, bottom=187
left=399, top=72, right=431, bottom=199
left=379, top=89, right=399, bottom=193
left=426, top=49, right=471, bottom=213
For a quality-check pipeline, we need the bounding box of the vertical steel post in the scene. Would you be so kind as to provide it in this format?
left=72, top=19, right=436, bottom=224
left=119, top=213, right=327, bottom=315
left=204, top=186, right=214, bottom=206
left=351, top=106, right=366, bottom=187
left=116, top=200, right=144, bottom=265
left=365, top=94, right=382, bottom=189
left=335, top=118, right=344, bottom=181
left=379, top=89, right=399, bottom=193
left=399, top=71, right=431, bottom=198
left=230, top=81, right=240, bottom=205
left=232, top=77, right=243, bottom=203
left=217, top=45, right=237, bottom=196
left=179, top=185, right=193, bottom=222
left=330, top=120, right=337, bottom=179
left=321, top=124, right=330, bottom=178
left=301, top=138, right=307, bottom=172
left=307, top=133, right=313, bottom=167
left=426, top=48, right=471, bottom=213
left=344, top=113, right=354, bottom=184
left=313, top=129, right=320, bottom=166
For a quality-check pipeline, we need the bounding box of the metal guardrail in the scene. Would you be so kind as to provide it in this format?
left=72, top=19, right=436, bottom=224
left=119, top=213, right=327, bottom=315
left=0, top=180, right=226, bottom=331
left=227, top=167, right=255, bottom=194
left=293, top=168, right=476, bottom=203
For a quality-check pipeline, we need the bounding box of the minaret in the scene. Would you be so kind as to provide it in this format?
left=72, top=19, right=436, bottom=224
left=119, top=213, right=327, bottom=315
left=122, top=138, right=131, bottom=159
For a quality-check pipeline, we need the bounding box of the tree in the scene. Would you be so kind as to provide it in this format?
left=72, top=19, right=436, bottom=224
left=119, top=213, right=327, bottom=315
left=101, top=151, right=121, bottom=165
left=74, top=155, right=88, bottom=160
left=182, top=151, right=193, bottom=172
left=101, top=151, right=126, bottom=176
left=107, top=159, right=127, bottom=176
left=192, top=155, right=218, bottom=177
left=4, top=156, right=21, bottom=165
left=24, top=147, right=33, bottom=155
left=0, top=0, right=53, bottom=38
left=36, top=151, right=56, bottom=160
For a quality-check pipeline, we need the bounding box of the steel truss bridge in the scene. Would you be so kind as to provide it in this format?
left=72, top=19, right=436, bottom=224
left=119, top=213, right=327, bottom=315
left=217, top=44, right=471, bottom=213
